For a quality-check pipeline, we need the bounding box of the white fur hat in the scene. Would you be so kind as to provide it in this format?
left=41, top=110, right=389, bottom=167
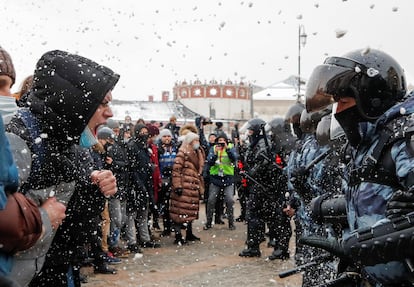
left=183, top=132, right=199, bottom=144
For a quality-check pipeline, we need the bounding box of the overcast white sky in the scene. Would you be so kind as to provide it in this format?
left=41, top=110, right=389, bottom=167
left=3, top=0, right=413, bottom=101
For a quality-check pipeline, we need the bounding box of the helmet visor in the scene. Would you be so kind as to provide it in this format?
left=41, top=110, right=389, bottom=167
left=305, top=57, right=363, bottom=112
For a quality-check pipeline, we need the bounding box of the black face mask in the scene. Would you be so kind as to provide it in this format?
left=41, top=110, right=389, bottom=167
left=292, top=123, right=302, bottom=139
left=334, top=105, right=363, bottom=147
left=137, top=134, right=149, bottom=144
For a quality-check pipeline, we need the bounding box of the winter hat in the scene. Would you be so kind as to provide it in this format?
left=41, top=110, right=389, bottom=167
left=146, top=123, right=160, bottom=137
left=106, top=118, right=120, bottom=129
left=97, top=126, right=115, bottom=140
left=0, top=47, right=16, bottom=85
left=215, top=131, right=228, bottom=142
left=134, top=123, right=147, bottom=137
left=159, top=129, right=172, bottom=137
left=183, top=132, right=199, bottom=144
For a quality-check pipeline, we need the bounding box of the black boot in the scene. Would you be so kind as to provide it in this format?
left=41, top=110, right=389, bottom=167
left=215, top=216, right=225, bottom=224
left=174, top=233, right=187, bottom=245
left=94, top=263, right=117, bottom=274
left=268, top=248, right=289, bottom=260
left=186, top=233, right=200, bottom=241
left=239, top=247, right=261, bottom=257
left=186, top=222, right=201, bottom=241
left=229, top=220, right=236, bottom=230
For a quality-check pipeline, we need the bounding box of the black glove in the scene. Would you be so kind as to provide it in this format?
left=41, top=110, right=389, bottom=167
left=386, top=189, right=414, bottom=219
left=174, top=188, right=183, bottom=196
left=195, top=117, right=203, bottom=129
left=291, top=165, right=311, bottom=190
left=291, top=166, right=308, bottom=181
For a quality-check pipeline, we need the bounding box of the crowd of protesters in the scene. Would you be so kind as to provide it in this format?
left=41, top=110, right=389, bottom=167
left=2, top=44, right=414, bottom=287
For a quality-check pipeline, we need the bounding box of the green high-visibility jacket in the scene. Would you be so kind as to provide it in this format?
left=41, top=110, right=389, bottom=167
left=209, top=143, right=235, bottom=176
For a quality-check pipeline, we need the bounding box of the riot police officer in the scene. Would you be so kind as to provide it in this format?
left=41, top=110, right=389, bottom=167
left=304, top=48, right=414, bottom=286
left=285, top=108, right=333, bottom=287
left=264, top=116, right=296, bottom=260
left=238, top=118, right=269, bottom=257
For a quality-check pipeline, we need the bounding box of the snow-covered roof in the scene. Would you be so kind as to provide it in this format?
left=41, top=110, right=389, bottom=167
left=253, top=75, right=306, bottom=101
left=111, top=100, right=198, bottom=122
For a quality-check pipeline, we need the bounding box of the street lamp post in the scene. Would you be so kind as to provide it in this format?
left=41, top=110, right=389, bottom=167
left=297, top=24, right=307, bottom=102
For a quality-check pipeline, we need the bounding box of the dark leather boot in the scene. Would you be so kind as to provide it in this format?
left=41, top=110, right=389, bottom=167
left=174, top=234, right=187, bottom=245
left=186, top=233, right=201, bottom=241
left=239, top=247, right=261, bottom=257
left=94, top=263, right=117, bottom=274
left=268, top=248, right=289, bottom=260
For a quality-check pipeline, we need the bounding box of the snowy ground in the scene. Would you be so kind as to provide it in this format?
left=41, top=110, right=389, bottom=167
left=82, top=200, right=302, bottom=287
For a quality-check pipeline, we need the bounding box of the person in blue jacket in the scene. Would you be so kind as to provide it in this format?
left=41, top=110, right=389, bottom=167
left=0, top=115, right=19, bottom=286
left=305, top=48, right=414, bottom=286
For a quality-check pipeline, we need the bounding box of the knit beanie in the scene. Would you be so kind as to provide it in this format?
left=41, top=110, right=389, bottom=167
left=106, top=118, right=120, bottom=129
left=134, top=123, right=147, bottom=138
left=97, top=126, right=115, bottom=140
left=215, top=131, right=228, bottom=142
left=0, top=47, right=16, bottom=85
left=159, top=129, right=173, bottom=137
left=183, top=132, right=199, bottom=144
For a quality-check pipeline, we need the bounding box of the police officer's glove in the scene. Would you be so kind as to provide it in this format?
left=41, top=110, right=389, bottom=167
left=299, top=235, right=345, bottom=258
left=291, top=166, right=308, bottom=181
left=386, top=189, right=414, bottom=219
left=289, top=196, right=301, bottom=210
left=174, top=188, right=183, bottom=196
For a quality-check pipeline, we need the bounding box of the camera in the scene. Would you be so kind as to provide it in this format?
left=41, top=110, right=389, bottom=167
left=202, top=117, right=213, bottom=125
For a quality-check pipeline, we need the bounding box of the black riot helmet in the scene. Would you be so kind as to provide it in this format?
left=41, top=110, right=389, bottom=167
left=266, top=116, right=296, bottom=152
left=285, top=102, right=305, bottom=124
left=245, top=118, right=266, bottom=137
left=305, top=48, right=407, bottom=121
left=300, top=107, right=332, bottom=134
left=265, top=116, right=290, bottom=135
left=316, top=114, right=331, bottom=146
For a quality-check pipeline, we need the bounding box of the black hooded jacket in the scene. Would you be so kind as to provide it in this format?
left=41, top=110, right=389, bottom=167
left=8, top=50, right=119, bottom=191
left=6, top=50, right=120, bottom=285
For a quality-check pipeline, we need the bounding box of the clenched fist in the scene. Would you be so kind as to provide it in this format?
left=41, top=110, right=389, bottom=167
left=91, top=169, right=118, bottom=198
